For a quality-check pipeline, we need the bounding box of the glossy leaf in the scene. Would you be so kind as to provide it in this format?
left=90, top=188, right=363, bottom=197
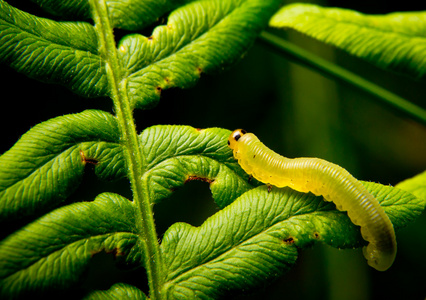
left=269, top=3, right=426, bottom=78
left=0, top=1, right=108, bottom=97
left=396, top=170, right=426, bottom=201
left=140, top=125, right=254, bottom=208
left=120, top=0, right=281, bottom=109
left=105, top=0, right=196, bottom=31
left=0, top=193, right=143, bottom=299
left=0, top=0, right=280, bottom=108
left=161, top=182, right=425, bottom=298
left=31, top=0, right=195, bottom=30
left=84, top=283, right=147, bottom=300
left=0, top=110, right=124, bottom=221
left=29, top=0, right=92, bottom=21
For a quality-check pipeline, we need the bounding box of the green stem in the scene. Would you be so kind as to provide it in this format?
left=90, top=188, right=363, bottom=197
left=90, top=1, right=163, bottom=299
left=259, top=31, right=426, bottom=125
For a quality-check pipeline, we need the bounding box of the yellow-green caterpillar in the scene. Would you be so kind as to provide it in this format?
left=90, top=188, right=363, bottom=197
left=228, top=129, right=396, bottom=271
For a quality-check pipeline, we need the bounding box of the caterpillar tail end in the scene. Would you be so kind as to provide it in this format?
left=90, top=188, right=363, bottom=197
left=362, top=244, right=397, bottom=271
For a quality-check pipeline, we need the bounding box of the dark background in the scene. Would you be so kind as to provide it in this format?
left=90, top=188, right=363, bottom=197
left=1, top=0, right=425, bottom=299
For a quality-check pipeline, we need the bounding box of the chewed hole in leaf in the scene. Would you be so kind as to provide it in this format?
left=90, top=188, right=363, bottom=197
left=90, top=245, right=125, bottom=259
left=113, top=28, right=133, bottom=47
left=83, top=252, right=148, bottom=292
left=284, top=237, right=295, bottom=244
left=79, top=150, right=99, bottom=165
left=154, top=181, right=218, bottom=235
left=113, top=10, right=170, bottom=46
left=185, top=175, right=214, bottom=184
left=138, top=13, right=169, bottom=39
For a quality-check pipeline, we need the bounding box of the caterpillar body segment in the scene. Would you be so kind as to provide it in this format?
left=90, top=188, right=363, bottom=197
left=228, top=129, right=396, bottom=271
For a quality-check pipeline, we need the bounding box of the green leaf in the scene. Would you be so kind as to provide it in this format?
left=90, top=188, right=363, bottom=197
left=0, top=0, right=108, bottom=97
left=84, top=283, right=148, bottom=300
left=140, top=126, right=254, bottom=208
left=1, top=0, right=280, bottom=108
left=0, top=110, right=124, bottom=221
left=362, top=181, right=425, bottom=229
left=118, top=0, right=281, bottom=109
left=269, top=3, right=426, bottom=78
left=29, top=0, right=92, bottom=21
left=396, top=170, right=426, bottom=201
left=105, top=0, right=194, bottom=31
left=31, top=0, right=194, bottom=30
left=161, top=182, right=425, bottom=298
left=0, top=193, right=143, bottom=299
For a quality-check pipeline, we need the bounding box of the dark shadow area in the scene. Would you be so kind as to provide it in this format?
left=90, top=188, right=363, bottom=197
left=154, top=180, right=219, bottom=237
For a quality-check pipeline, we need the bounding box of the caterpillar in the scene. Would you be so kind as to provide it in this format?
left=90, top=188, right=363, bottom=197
left=228, top=129, right=396, bottom=271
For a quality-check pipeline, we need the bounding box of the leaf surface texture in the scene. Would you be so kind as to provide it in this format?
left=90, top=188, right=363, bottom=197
left=0, top=0, right=280, bottom=107
left=0, top=110, right=124, bottom=220
left=161, top=182, right=425, bottom=298
left=269, top=3, right=426, bottom=78
left=0, top=193, right=142, bottom=299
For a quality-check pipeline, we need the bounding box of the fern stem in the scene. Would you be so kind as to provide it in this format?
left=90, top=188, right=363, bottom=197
left=259, top=31, right=426, bottom=125
left=89, top=1, right=163, bottom=299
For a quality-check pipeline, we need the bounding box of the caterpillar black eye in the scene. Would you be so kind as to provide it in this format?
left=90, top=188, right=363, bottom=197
left=228, top=129, right=248, bottom=150
left=233, top=129, right=246, bottom=141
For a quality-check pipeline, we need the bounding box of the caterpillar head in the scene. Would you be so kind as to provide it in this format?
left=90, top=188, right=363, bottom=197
left=228, top=129, right=247, bottom=150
